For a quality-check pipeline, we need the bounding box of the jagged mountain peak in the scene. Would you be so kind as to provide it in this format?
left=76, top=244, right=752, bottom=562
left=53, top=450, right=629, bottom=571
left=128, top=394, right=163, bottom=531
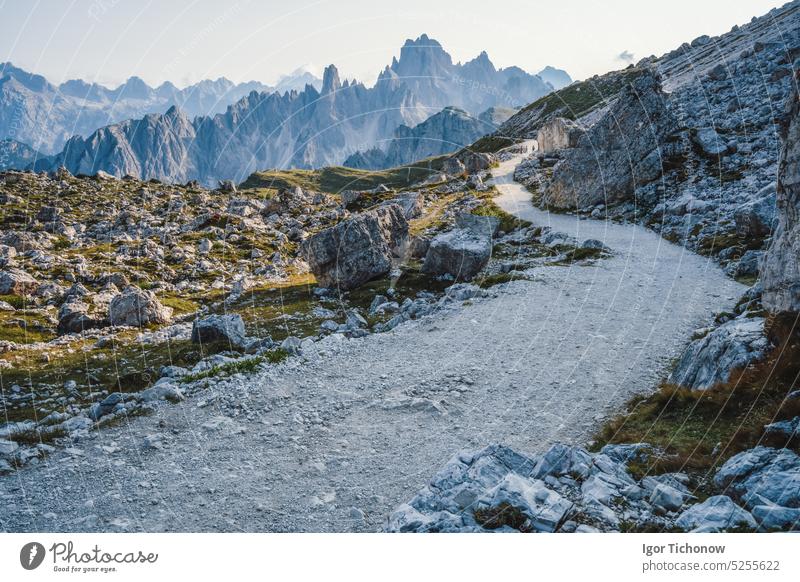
left=14, top=34, right=566, bottom=182
left=321, top=64, right=341, bottom=93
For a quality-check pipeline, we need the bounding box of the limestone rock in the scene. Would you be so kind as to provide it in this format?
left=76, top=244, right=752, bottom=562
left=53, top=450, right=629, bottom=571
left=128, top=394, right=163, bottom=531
left=301, top=204, right=408, bottom=291
left=108, top=286, right=172, bottom=327
left=422, top=228, right=492, bottom=281
left=536, top=117, right=583, bottom=153
left=541, top=69, right=676, bottom=210
left=0, top=268, right=39, bottom=296
left=675, top=495, right=756, bottom=531
left=734, top=183, right=776, bottom=238
left=191, top=314, right=247, bottom=347
left=669, top=316, right=769, bottom=390
left=762, top=79, right=800, bottom=314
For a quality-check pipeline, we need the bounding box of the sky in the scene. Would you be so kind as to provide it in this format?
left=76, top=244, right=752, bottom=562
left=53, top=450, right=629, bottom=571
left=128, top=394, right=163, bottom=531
left=0, top=0, right=789, bottom=89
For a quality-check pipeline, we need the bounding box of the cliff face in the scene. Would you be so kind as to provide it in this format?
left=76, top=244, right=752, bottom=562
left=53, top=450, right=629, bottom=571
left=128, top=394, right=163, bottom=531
left=540, top=70, right=676, bottom=209
left=761, top=79, right=800, bottom=314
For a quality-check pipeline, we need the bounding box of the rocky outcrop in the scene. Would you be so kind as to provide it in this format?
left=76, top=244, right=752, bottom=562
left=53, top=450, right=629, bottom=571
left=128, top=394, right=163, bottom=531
left=108, top=286, right=172, bottom=327
left=734, top=184, right=777, bottom=239
left=669, top=317, right=770, bottom=390
left=57, top=300, right=108, bottom=335
left=761, top=77, right=800, bottom=314
left=674, top=495, right=756, bottom=532
left=541, top=70, right=676, bottom=210
left=536, top=117, right=583, bottom=153
left=385, top=442, right=697, bottom=533
left=714, top=446, right=800, bottom=530
left=301, top=204, right=408, bottom=290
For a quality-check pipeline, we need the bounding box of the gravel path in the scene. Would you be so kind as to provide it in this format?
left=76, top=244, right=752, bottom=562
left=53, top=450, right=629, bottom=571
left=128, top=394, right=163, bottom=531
left=0, top=149, right=745, bottom=532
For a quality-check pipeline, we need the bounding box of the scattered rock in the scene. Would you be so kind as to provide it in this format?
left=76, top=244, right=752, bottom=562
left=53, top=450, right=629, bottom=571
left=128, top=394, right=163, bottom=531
left=108, top=286, right=172, bottom=327
left=0, top=268, right=39, bottom=296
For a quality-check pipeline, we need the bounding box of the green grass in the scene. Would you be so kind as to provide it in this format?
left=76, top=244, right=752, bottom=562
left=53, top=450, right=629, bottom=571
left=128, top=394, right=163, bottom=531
left=473, top=196, right=531, bottom=233
left=180, top=348, right=289, bottom=383
left=240, top=155, right=449, bottom=194
left=519, top=67, right=646, bottom=121
left=0, top=294, right=27, bottom=309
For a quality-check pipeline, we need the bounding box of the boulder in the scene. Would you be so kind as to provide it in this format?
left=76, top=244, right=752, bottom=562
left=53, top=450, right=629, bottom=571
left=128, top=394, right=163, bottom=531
left=422, top=228, right=492, bottom=281
left=0, top=268, right=39, bottom=296
left=301, top=204, right=408, bottom=290
left=443, top=157, right=465, bottom=176
left=386, top=191, right=423, bottom=219
left=108, top=286, right=172, bottom=327
left=541, top=70, right=676, bottom=210
left=692, top=127, right=730, bottom=157
left=474, top=473, right=573, bottom=532
left=455, top=212, right=501, bottom=237
left=669, top=316, right=769, bottom=390
left=734, top=183, right=776, bottom=239
left=675, top=496, right=756, bottom=531
left=751, top=504, right=800, bottom=531
left=649, top=482, right=687, bottom=512
left=191, top=314, right=247, bottom=347
left=459, top=151, right=495, bottom=173
left=57, top=300, right=108, bottom=335
left=761, top=79, right=800, bottom=313
left=536, top=117, right=583, bottom=153
left=36, top=205, right=62, bottom=223
left=714, top=447, right=800, bottom=511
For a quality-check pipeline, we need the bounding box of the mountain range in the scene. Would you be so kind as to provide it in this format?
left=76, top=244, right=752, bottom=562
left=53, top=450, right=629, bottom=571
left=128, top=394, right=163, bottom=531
left=0, top=62, right=321, bottom=156
left=12, top=35, right=569, bottom=184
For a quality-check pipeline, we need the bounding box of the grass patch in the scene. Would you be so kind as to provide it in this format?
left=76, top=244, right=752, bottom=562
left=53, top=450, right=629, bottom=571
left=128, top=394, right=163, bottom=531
left=476, top=272, right=532, bottom=288
left=473, top=195, right=531, bottom=233
left=595, top=316, right=800, bottom=481
left=180, top=348, right=289, bottom=383
left=240, top=155, right=449, bottom=194
left=0, top=294, right=27, bottom=309
left=159, top=294, right=200, bottom=315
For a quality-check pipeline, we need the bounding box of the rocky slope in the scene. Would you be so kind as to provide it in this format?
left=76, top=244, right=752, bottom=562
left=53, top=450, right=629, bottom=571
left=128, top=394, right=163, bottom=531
left=344, top=106, right=514, bottom=170
left=26, top=36, right=567, bottom=185
left=0, top=62, right=312, bottom=155
left=489, top=1, right=800, bottom=279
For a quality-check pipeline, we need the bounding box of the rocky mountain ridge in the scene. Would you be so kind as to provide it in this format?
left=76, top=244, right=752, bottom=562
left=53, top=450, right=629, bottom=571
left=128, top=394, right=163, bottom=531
left=343, top=106, right=515, bottom=170
left=22, top=36, right=568, bottom=185
left=0, top=62, right=322, bottom=156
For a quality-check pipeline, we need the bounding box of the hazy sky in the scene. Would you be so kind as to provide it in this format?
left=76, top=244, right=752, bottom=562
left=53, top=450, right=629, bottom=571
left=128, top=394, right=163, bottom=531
left=0, top=0, right=788, bottom=88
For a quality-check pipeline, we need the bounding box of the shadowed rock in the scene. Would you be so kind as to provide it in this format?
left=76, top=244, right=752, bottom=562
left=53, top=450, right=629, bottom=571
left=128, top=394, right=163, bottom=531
left=301, top=204, right=408, bottom=290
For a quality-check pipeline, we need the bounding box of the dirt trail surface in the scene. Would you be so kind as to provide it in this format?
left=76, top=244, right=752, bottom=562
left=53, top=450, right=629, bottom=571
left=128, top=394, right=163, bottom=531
left=0, top=149, right=745, bottom=532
